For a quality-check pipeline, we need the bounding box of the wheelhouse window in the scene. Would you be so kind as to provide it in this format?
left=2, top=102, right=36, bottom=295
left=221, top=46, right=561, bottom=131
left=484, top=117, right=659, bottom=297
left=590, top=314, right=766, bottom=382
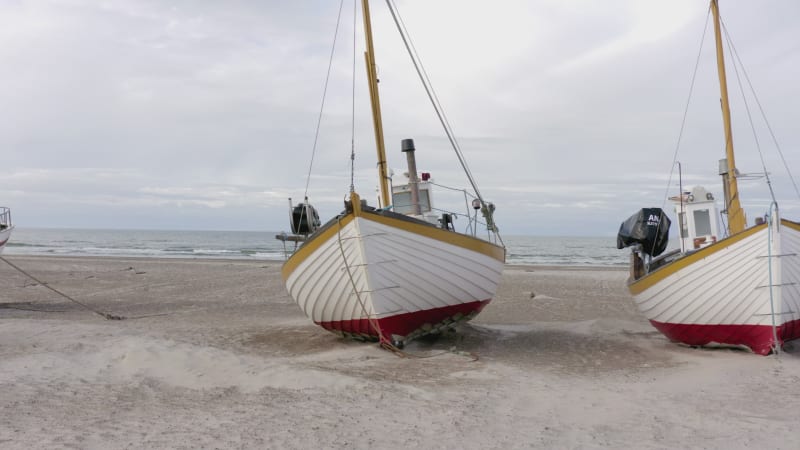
left=693, top=209, right=712, bottom=236
left=392, top=189, right=431, bottom=214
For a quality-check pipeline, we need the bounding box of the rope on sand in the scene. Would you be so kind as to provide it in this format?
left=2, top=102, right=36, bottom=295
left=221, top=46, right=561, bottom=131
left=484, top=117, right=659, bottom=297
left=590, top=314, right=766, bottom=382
left=335, top=217, right=404, bottom=355
left=0, top=256, right=126, bottom=320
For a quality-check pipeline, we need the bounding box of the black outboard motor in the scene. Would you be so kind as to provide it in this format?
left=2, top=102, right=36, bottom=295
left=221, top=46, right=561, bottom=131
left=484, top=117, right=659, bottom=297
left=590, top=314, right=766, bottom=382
left=290, top=203, right=321, bottom=235
left=617, top=208, right=671, bottom=257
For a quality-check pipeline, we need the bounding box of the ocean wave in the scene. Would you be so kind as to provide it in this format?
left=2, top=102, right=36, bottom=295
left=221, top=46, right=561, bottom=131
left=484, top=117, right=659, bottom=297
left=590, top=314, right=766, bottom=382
left=3, top=230, right=629, bottom=266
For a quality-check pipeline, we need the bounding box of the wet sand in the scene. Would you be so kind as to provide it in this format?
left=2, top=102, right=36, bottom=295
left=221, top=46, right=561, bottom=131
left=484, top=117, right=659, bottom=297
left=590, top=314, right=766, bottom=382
left=1, top=256, right=798, bottom=449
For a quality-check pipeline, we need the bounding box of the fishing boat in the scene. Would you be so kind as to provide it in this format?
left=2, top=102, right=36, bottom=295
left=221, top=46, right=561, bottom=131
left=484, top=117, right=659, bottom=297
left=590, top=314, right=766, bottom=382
left=0, top=207, right=13, bottom=254
left=278, top=1, right=506, bottom=348
left=617, top=0, right=800, bottom=355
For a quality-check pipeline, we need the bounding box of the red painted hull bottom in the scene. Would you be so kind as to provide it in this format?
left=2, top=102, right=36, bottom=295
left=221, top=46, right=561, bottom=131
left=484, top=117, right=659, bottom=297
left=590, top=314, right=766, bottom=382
left=650, top=318, right=800, bottom=355
left=317, top=299, right=492, bottom=345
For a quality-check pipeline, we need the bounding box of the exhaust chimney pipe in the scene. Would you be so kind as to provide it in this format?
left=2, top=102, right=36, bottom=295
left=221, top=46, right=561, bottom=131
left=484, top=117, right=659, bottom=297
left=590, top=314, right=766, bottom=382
left=401, top=138, right=422, bottom=216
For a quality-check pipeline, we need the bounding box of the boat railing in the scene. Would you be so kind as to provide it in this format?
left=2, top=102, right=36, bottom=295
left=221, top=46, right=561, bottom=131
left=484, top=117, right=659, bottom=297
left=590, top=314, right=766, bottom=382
left=424, top=205, right=492, bottom=235
left=378, top=198, right=494, bottom=238
left=647, top=248, right=683, bottom=274
left=389, top=198, right=498, bottom=242
left=425, top=182, right=499, bottom=239
left=0, top=207, right=11, bottom=229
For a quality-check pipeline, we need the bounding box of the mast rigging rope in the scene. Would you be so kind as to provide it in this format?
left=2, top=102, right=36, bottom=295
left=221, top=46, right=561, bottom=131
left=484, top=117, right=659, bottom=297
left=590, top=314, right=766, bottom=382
left=383, top=0, right=503, bottom=246
left=721, top=19, right=777, bottom=205
left=654, top=6, right=712, bottom=256
left=722, top=20, right=800, bottom=203
left=305, top=0, right=347, bottom=200
left=350, top=0, right=357, bottom=194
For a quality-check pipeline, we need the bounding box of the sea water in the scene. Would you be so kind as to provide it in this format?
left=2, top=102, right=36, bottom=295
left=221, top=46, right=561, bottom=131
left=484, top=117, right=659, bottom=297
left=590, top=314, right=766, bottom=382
left=4, top=228, right=627, bottom=266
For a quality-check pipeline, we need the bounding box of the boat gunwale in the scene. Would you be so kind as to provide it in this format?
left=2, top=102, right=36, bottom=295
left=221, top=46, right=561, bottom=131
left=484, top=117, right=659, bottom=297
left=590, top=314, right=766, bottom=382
left=282, top=198, right=505, bottom=281
left=782, top=218, right=800, bottom=232
left=628, top=221, right=769, bottom=295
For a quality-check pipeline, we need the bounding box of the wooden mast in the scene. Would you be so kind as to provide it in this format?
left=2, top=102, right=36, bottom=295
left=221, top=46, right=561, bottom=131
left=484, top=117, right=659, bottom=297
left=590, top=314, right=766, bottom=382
left=361, top=0, right=391, bottom=208
left=710, top=0, right=746, bottom=234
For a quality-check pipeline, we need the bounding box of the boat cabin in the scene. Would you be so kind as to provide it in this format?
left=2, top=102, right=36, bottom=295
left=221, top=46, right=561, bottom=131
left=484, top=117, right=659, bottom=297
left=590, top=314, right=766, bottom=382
left=389, top=138, right=450, bottom=228
left=392, top=172, right=440, bottom=226
left=0, top=206, right=11, bottom=230
left=670, top=186, right=721, bottom=252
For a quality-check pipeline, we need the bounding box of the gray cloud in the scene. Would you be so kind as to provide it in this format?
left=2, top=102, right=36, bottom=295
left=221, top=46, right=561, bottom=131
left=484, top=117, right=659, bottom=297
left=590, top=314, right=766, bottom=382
left=2, top=0, right=798, bottom=237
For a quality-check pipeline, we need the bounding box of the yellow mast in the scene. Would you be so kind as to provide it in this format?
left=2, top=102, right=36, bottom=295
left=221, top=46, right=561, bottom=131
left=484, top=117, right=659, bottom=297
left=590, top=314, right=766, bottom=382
left=361, top=0, right=391, bottom=208
left=710, top=0, right=746, bottom=234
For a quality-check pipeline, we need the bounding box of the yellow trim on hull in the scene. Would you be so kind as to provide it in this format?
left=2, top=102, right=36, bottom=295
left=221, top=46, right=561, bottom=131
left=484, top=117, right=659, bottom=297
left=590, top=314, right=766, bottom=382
left=628, top=223, right=767, bottom=295
left=782, top=219, right=800, bottom=232
left=281, top=213, right=355, bottom=281
left=282, top=202, right=506, bottom=281
left=360, top=212, right=506, bottom=263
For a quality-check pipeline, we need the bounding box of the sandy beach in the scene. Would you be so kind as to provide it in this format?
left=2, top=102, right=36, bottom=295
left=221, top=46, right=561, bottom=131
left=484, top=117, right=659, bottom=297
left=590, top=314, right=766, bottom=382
left=1, top=256, right=798, bottom=449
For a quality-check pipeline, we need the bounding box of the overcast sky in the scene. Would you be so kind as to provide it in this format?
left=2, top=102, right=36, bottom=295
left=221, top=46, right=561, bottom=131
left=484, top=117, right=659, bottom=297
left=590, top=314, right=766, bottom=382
left=2, top=0, right=799, bottom=236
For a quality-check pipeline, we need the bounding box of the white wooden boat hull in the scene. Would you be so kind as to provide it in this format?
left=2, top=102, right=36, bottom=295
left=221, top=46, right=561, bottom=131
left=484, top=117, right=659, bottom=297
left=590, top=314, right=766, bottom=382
left=282, top=196, right=505, bottom=345
left=0, top=206, right=11, bottom=254
left=0, top=226, right=12, bottom=254
left=629, top=219, right=800, bottom=355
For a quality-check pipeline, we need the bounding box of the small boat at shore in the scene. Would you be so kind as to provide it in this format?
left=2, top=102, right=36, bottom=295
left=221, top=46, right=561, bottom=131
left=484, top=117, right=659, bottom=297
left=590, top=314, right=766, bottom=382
left=0, top=207, right=13, bottom=254
left=617, top=0, right=800, bottom=355
left=278, top=1, right=505, bottom=348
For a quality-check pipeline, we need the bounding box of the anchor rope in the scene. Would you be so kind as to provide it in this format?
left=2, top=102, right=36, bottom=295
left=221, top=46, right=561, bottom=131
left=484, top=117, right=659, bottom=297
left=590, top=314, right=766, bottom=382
left=335, top=211, right=477, bottom=360
left=335, top=213, right=405, bottom=355
left=0, top=256, right=125, bottom=320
